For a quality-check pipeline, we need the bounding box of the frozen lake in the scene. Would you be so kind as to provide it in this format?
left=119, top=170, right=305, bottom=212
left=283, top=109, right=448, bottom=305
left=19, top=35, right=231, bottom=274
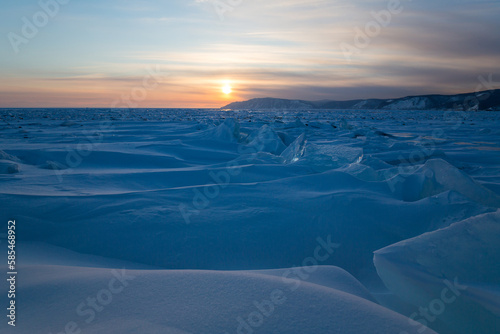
left=1, top=108, right=499, bottom=333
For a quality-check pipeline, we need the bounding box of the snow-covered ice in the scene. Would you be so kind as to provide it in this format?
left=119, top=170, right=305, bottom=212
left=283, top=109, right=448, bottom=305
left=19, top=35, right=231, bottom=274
left=0, top=108, right=499, bottom=333
left=374, top=210, right=500, bottom=334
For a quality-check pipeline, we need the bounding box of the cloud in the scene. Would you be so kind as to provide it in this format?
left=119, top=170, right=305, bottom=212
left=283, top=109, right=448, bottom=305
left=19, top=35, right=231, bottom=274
left=0, top=0, right=498, bottom=107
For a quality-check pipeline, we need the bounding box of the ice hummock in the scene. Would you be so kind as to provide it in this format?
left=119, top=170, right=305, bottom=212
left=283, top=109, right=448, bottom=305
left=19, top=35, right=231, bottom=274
left=280, top=132, right=307, bottom=163
left=374, top=210, right=500, bottom=334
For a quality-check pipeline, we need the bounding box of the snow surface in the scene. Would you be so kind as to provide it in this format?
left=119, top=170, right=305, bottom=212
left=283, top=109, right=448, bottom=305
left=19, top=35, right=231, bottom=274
left=0, top=108, right=499, bottom=333
left=4, top=241, right=437, bottom=333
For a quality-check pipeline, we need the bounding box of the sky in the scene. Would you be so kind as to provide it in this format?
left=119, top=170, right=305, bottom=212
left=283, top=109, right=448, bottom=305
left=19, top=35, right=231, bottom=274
left=0, top=0, right=499, bottom=108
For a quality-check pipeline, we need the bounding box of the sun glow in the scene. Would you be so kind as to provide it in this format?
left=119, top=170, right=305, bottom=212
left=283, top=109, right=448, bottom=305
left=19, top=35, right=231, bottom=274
left=222, top=83, right=232, bottom=95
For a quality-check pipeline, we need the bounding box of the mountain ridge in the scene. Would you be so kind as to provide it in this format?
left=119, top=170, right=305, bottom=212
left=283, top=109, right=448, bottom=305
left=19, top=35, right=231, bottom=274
left=222, top=89, right=500, bottom=111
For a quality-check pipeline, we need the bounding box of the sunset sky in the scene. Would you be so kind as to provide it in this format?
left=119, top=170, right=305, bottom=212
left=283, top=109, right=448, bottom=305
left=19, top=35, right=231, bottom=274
left=0, top=0, right=499, bottom=108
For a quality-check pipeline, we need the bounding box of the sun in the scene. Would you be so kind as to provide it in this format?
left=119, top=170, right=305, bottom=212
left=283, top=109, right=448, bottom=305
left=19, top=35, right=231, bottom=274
left=222, top=83, right=232, bottom=95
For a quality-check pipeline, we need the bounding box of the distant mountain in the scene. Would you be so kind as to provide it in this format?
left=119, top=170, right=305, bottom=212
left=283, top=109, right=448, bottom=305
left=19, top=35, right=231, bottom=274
left=222, top=89, right=500, bottom=111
